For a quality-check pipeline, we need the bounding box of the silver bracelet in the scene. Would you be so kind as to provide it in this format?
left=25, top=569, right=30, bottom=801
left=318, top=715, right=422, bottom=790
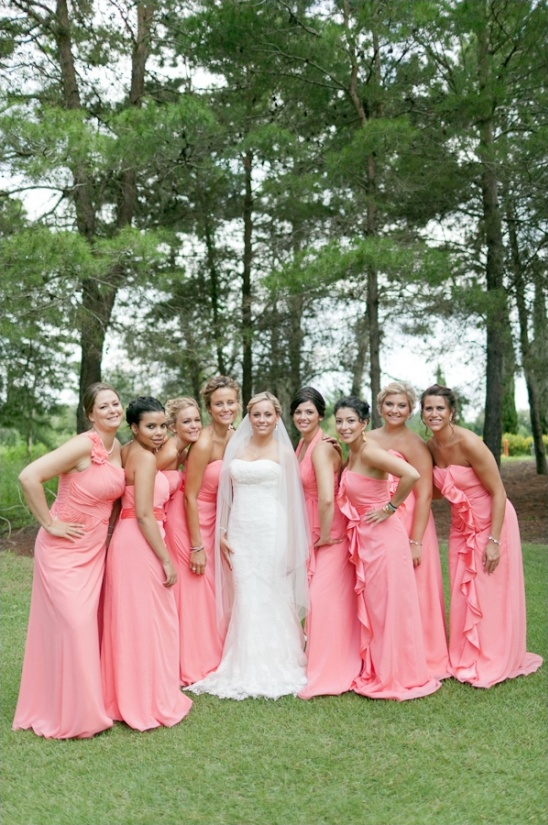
left=190, top=544, right=204, bottom=553
left=487, top=535, right=500, bottom=545
left=409, top=540, right=422, bottom=547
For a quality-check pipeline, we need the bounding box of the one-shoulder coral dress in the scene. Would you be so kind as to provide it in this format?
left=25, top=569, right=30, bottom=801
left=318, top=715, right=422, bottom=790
left=338, top=470, right=441, bottom=701
left=296, top=430, right=361, bottom=698
left=13, top=431, right=125, bottom=739
left=434, top=465, right=543, bottom=688
left=101, top=471, right=192, bottom=730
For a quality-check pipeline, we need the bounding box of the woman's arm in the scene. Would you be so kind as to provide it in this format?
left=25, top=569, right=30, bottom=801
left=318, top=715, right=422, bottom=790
left=183, top=433, right=211, bottom=575
left=462, top=432, right=506, bottom=574
left=362, top=444, right=420, bottom=524
left=133, top=451, right=176, bottom=587
left=312, top=442, right=343, bottom=546
left=404, top=438, right=435, bottom=566
left=18, top=435, right=91, bottom=541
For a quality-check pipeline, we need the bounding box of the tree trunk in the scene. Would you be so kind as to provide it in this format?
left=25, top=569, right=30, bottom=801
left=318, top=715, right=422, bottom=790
left=204, top=219, right=227, bottom=375
left=241, top=149, right=254, bottom=406
left=505, top=198, right=547, bottom=474
left=477, top=13, right=506, bottom=464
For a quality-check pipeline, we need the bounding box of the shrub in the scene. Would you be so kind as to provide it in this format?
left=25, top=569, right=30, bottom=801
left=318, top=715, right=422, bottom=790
left=502, top=433, right=533, bottom=456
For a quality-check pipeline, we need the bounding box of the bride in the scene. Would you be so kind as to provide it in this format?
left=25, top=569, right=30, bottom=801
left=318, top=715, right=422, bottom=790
left=188, top=391, right=310, bottom=700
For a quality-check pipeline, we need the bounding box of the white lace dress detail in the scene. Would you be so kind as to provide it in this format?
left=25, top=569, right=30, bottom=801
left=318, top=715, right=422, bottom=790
left=189, top=459, right=307, bottom=700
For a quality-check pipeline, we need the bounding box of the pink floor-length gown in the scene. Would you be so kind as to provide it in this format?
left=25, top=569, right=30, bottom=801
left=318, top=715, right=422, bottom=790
left=338, top=470, right=442, bottom=701
left=388, top=450, right=449, bottom=680
left=169, top=460, right=224, bottom=686
left=13, top=431, right=125, bottom=739
left=101, top=472, right=192, bottom=730
left=296, top=430, right=361, bottom=699
left=163, top=469, right=187, bottom=685
left=434, top=465, right=543, bottom=688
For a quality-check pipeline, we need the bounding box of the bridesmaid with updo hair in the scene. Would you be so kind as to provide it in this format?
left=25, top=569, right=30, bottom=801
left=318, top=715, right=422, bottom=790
left=335, top=396, right=441, bottom=701
left=101, top=396, right=192, bottom=730
left=291, top=386, right=361, bottom=698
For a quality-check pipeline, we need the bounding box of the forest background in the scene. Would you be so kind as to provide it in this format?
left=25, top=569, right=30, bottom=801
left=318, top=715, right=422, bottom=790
left=1, top=0, right=547, bottom=473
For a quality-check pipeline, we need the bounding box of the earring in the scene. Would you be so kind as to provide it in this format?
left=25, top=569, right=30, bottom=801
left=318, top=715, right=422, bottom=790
left=275, top=423, right=278, bottom=432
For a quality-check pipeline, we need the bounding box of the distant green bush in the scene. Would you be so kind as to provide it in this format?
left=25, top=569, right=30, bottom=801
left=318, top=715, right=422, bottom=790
left=0, top=445, right=58, bottom=533
left=502, top=433, right=533, bottom=456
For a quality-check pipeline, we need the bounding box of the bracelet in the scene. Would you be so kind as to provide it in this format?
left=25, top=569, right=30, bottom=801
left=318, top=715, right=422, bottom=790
left=487, top=536, right=500, bottom=545
left=409, top=540, right=422, bottom=547
left=190, top=544, right=204, bottom=552
left=384, top=501, right=398, bottom=513
left=220, top=527, right=227, bottom=534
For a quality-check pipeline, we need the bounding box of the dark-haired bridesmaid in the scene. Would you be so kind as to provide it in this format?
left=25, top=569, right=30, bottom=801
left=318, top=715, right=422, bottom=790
left=291, top=387, right=361, bottom=698
left=101, top=396, right=192, bottom=730
left=335, top=396, right=441, bottom=701
left=421, top=384, right=543, bottom=688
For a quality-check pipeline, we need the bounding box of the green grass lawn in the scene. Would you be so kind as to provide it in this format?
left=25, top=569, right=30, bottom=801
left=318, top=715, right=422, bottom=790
left=2, top=545, right=546, bottom=825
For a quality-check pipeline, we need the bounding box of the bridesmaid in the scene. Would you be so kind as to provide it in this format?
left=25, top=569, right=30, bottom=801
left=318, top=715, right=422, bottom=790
left=156, top=397, right=202, bottom=684
left=335, top=396, right=441, bottom=701
left=101, top=397, right=192, bottom=730
left=290, top=387, right=361, bottom=698
left=421, top=384, right=543, bottom=688
left=181, top=375, right=240, bottom=685
left=13, top=382, right=125, bottom=739
left=368, top=381, right=449, bottom=679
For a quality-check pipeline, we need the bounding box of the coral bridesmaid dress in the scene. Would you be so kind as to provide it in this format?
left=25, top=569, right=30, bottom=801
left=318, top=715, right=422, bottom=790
left=169, top=460, right=224, bottom=686
left=296, top=430, right=361, bottom=699
left=13, top=431, right=125, bottom=739
left=388, top=450, right=449, bottom=679
left=163, top=468, right=187, bottom=685
left=101, top=472, right=192, bottom=730
left=434, top=465, right=543, bottom=688
left=338, top=470, right=441, bottom=701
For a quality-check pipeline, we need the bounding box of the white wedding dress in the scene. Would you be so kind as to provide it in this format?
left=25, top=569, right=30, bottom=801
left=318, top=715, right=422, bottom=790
left=188, top=459, right=307, bottom=700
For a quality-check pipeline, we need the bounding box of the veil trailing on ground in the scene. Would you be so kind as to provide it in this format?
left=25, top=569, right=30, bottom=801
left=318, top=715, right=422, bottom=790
left=214, top=414, right=310, bottom=631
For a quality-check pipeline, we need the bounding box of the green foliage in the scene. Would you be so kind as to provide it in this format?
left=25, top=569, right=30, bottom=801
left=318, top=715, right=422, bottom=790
left=500, top=433, right=548, bottom=457
left=0, top=445, right=58, bottom=533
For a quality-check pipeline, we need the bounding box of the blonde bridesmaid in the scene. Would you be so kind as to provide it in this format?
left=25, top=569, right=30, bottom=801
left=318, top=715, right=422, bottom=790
left=180, top=376, right=240, bottom=685
left=368, top=381, right=449, bottom=679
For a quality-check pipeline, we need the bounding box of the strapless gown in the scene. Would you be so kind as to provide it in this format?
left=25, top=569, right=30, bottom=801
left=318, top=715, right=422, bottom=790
left=296, top=430, right=361, bottom=699
left=388, top=450, right=449, bottom=679
left=338, top=470, right=441, bottom=701
left=189, top=459, right=307, bottom=699
left=101, top=472, right=192, bottom=730
left=13, top=431, right=125, bottom=739
left=434, top=465, right=543, bottom=687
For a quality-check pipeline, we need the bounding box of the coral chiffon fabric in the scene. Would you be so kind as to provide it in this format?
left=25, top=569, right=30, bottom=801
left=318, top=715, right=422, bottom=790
left=170, top=460, right=224, bottom=686
left=388, top=450, right=449, bottom=679
left=434, top=465, right=543, bottom=688
left=296, top=430, right=361, bottom=698
left=338, top=470, right=441, bottom=701
left=13, top=431, right=125, bottom=739
left=101, top=472, right=192, bottom=730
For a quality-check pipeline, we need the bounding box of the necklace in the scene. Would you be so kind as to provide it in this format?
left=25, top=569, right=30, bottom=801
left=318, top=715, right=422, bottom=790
left=92, top=428, right=115, bottom=455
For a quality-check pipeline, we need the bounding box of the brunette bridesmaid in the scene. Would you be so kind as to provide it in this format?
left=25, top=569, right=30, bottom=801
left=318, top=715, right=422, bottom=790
left=421, top=384, right=542, bottom=688
left=101, top=396, right=192, bottom=730
left=13, top=383, right=125, bottom=738
left=291, top=387, right=361, bottom=698
left=335, top=396, right=441, bottom=701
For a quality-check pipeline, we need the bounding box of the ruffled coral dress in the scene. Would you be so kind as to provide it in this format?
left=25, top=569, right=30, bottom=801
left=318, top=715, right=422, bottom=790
left=434, top=465, right=543, bottom=688
left=338, top=470, right=441, bottom=701
left=101, top=471, right=192, bottom=730
left=171, top=460, right=224, bottom=686
left=388, top=450, right=449, bottom=679
left=296, top=431, right=361, bottom=698
left=13, top=431, right=125, bottom=739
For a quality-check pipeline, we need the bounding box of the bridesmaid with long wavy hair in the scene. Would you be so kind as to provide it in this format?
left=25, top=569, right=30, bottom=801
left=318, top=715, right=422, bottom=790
left=368, top=381, right=449, bottom=679
left=13, top=382, right=125, bottom=739
left=180, top=375, right=240, bottom=685
left=421, top=383, right=542, bottom=688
